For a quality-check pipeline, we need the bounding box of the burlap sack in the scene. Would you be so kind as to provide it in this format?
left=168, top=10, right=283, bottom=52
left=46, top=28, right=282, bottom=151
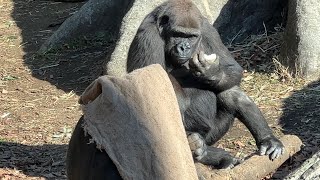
left=79, top=64, right=198, bottom=180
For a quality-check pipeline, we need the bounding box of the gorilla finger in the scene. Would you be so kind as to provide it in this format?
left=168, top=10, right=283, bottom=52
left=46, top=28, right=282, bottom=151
left=188, top=134, right=203, bottom=150
left=259, top=145, right=267, bottom=155
left=190, top=54, right=201, bottom=68
left=188, top=133, right=201, bottom=142
left=195, top=139, right=205, bottom=148
left=197, top=51, right=205, bottom=64
left=236, top=158, right=244, bottom=165
left=277, top=147, right=285, bottom=158
left=275, top=149, right=282, bottom=159
left=222, top=158, right=240, bottom=169
left=270, top=148, right=281, bottom=160
left=225, top=164, right=234, bottom=170
left=194, top=148, right=205, bottom=156
left=194, top=150, right=207, bottom=160
left=188, top=142, right=197, bottom=150
left=266, top=146, right=277, bottom=155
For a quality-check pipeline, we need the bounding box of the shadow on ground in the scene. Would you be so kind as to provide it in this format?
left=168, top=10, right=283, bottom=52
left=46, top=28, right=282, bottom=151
left=4, top=1, right=119, bottom=179
left=0, top=141, right=68, bottom=179
left=272, top=80, right=320, bottom=179
left=11, top=0, right=121, bottom=95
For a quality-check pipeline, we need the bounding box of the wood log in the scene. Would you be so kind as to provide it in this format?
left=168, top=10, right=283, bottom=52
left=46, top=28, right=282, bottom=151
left=198, top=135, right=302, bottom=180
left=284, top=150, right=320, bottom=180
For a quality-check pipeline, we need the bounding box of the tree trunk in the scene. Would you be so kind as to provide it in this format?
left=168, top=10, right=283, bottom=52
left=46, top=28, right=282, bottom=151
left=280, top=0, right=320, bottom=80
left=284, top=151, right=320, bottom=180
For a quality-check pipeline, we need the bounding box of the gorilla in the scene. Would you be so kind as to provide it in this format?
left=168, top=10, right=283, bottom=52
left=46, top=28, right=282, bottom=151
left=67, top=0, right=284, bottom=179
left=126, top=0, right=284, bottom=168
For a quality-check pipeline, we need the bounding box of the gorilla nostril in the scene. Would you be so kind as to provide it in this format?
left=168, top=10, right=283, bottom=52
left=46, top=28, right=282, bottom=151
left=176, top=42, right=191, bottom=55
left=179, top=45, right=185, bottom=51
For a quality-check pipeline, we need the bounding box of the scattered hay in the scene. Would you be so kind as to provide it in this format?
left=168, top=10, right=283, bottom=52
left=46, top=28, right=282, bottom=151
left=228, top=26, right=284, bottom=74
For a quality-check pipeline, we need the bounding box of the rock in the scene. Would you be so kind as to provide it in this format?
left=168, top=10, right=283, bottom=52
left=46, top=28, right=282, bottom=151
left=106, top=0, right=229, bottom=76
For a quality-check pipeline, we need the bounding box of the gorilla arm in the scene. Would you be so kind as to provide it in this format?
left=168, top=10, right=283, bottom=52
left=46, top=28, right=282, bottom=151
left=189, top=46, right=284, bottom=160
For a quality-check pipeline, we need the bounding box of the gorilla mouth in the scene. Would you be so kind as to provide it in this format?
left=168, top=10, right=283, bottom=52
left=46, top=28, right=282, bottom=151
left=174, top=56, right=191, bottom=65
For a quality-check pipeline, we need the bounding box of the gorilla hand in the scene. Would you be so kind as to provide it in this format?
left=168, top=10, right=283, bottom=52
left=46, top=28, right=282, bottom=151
left=258, top=135, right=284, bottom=160
left=189, top=51, right=219, bottom=81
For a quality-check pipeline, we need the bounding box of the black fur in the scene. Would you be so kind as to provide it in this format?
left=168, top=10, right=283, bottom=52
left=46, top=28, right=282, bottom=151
left=67, top=117, right=122, bottom=180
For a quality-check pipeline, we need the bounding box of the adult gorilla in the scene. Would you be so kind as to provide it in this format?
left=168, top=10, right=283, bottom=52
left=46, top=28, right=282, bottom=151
left=127, top=0, right=284, bottom=168
left=67, top=0, right=284, bottom=179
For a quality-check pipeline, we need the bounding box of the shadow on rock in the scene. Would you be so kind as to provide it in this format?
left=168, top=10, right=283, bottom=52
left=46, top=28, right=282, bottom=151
left=214, top=0, right=288, bottom=44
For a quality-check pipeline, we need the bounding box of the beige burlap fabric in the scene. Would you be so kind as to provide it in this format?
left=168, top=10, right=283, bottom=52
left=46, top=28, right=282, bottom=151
left=79, top=64, right=198, bottom=180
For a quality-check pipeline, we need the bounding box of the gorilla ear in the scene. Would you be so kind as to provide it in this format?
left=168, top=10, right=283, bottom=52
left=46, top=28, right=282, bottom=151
left=79, top=79, right=102, bottom=105
left=159, top=15, right=169, bottom=27
left=157, top=15, right=170, bottom=35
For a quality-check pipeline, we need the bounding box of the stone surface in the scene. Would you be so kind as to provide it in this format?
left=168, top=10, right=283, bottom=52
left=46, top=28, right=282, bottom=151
left=39, top=0, right=289, bottom=77
left=106, top=0, right=228, bottom=76
left=280, top=0, right=320, bottom=80
left=39, top=0, right=135, bottom=53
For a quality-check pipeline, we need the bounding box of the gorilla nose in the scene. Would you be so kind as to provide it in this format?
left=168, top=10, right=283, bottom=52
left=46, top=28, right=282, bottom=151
left=176, top=41, right=191, bottom=56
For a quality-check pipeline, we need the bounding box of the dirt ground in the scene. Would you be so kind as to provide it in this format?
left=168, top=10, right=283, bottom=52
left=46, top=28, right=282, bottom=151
left=0, top=1, right=319, bottom=180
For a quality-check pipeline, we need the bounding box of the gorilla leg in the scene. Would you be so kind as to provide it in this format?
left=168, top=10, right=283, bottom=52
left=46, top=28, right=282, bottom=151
left=183, top=88, right=241, bottom=168
left=67, top=117, right=122, bottom=180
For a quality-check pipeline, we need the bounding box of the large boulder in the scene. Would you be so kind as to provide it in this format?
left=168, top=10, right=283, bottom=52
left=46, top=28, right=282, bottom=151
left=105, top=0, right=229, bottom=76
left=39, top=0, right=288, bottom=77
left=39, top=0, right=135, bottom=53
left=38, top=0, right=229, bottom=76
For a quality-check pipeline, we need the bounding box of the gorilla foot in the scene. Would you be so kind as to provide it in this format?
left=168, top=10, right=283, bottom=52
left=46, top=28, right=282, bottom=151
left=188, top=133, right=208, bottom=160
left=200, top=146, right=243, bottom=169
left=187, top=133, right=242, bottom=169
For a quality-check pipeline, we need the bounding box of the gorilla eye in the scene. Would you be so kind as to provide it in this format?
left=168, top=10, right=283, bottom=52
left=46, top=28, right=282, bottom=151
left=159, top=15, right=169, bottom=26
